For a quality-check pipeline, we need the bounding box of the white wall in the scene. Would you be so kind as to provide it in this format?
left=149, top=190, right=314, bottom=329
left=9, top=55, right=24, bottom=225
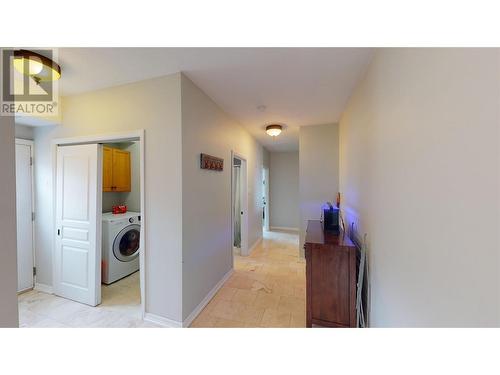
left=269, top=151, right=299, bottom=229
left=180, top=74, right=264, bottom=321
left=299, top=123, right=339, bottom=255
left=339, top=48, right=500, bottom=327
left=33, top=73, right=184, bottom=322
left=15, top=124, right=34, bottom=140
left=263, top=148, right=270, bottom=169
left=0, top=116, right=19, bottom=327
left=125, top=142, right=141, bottom=212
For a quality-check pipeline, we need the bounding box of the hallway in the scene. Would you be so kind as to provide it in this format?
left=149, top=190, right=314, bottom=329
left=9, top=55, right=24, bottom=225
left=191, top=230, right=306, bottom=327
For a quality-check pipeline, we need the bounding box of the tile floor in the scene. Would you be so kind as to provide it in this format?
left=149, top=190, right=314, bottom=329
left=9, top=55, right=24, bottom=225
left=190, top=230, right=306, bottom=328
left=18, top=230, right=304, bottom=328
left=18, top=271, right=160, bottom=328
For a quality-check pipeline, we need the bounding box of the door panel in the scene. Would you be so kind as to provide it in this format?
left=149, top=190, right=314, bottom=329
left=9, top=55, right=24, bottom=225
left=61, top=245, right=89, bottom=287
left=102, top=146, right=112, bottom=192
left=62, top=156, right=90, bottom=220
left=15, top=143, right=34, bottom=292
left=55, top=144, right=101, bottom=306
left=311, top=244, right=350, bottom=326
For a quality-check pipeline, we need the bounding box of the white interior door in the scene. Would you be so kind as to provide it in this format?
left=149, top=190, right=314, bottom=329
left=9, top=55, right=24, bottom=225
left=15, top=141, right=34, bottom=293
left=54, top=144, right=101, bottom=306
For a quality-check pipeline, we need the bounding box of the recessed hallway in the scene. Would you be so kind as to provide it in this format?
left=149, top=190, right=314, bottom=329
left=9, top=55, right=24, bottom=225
left=191, top=230, right=306, bottom=327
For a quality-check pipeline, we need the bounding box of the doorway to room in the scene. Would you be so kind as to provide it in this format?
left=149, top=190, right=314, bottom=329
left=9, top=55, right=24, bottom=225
left=262, top=167, right=270, bottom=232
left=100, top=140, right=141, bottom=318
left=17, top=130, right=147, bottom=327
left=54, top=132, right=144, bottom=309
left=231, top=152, right=248, bottom=257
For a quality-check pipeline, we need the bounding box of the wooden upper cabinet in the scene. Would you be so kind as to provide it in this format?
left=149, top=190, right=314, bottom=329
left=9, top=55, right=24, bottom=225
left=112, top=148, right=131, bottom=192
left=102, top=146, right=113, bottom=191
left=102, top=146, right=131, bottom=192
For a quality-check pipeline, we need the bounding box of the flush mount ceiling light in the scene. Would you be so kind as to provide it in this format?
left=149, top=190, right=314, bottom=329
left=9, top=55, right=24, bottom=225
left=266, top=124, right=282, bottom=137
left=13, top=49, right=61, bottom=84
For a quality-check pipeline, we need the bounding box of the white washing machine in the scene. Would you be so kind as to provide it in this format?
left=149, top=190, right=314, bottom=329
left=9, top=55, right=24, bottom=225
left=101, top=212, right=141, bottom=284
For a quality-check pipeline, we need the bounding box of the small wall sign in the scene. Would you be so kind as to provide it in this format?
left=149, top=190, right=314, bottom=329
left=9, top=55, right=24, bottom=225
left=200, top=153, right=224, bottom=171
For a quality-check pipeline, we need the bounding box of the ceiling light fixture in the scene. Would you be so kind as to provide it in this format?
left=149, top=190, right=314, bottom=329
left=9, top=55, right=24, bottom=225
left=266, top=124, right=282, bottom=137
left=13, top=49, right=61, bottom=84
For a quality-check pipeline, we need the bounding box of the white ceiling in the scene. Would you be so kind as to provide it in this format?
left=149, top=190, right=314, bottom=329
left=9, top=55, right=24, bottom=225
left=55, top=48, right=373, bottom=151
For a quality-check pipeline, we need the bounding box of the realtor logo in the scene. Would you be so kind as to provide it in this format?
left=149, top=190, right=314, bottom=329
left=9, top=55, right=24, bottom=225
left=1, top=48, right=60, bottom=116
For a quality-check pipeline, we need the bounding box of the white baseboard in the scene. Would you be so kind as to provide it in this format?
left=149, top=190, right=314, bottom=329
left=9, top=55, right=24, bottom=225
left=143, top=313, right=183, bottom=328
left=34, top=283, right=53, bottom=294
left=270, top=226, right=299, bottom=232
left=246, top=237, right=262, bottom=256
left=183, top=268, right=234, bottom=328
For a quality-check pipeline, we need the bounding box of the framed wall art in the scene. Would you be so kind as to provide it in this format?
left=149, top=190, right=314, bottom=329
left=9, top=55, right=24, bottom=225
left=200, top=153, right=224, bottom=171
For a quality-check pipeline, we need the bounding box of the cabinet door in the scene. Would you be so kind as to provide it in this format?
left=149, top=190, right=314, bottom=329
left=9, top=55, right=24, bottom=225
left=102, top=146, right=113, bottom=192
left=112, top=148, right=131, bottom=192
left=311, top=245, right=350, bottom=326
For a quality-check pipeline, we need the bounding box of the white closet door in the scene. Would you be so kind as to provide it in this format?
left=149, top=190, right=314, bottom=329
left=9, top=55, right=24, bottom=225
left=15, top=142, right=34, bottom=293
left=54, top=144, right=101, bottom=306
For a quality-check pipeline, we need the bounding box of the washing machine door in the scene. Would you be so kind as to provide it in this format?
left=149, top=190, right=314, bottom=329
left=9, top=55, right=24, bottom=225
left=113, top=224, right=141, bottom=262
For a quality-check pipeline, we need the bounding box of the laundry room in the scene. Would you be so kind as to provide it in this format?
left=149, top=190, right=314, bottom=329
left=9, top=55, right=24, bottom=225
left=100, top=141, right=142, bottom=319
left=16, top=132, right=147, bottom=327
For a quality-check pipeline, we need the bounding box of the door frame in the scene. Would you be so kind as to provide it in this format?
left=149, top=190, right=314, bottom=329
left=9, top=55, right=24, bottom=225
left=51, top=130, right=146, bottom=317
left=263, top=167, right=270, bottom=232
left=15, top=138, right=35, bottom=293
left=231, top=151, right=248, bottom=260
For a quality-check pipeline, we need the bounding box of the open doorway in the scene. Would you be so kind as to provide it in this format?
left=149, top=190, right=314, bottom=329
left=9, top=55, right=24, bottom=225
left=262, top=167, right=270, bottom=232
left=17, top=131, right=148, bottom=327
left=231, top=152, right=248, bottom=257
left=100, top=141, right=141, bottom=318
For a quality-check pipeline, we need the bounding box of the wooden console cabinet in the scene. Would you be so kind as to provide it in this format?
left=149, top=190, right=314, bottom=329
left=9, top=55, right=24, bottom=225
left=304, top=220, right=358, bottom=328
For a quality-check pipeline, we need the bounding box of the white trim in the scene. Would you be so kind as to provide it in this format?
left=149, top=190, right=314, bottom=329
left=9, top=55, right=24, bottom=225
left=247, top=237, right=262, bottom=256
left=34, top=283, right=53, bottom=294
left=15, top=138, right=34, bottom=147
left=138, top=132, right=146, bottom=318
left=183, top=269, right=234, bottom=328
left=143, top=313, right=182, bottom=328
left=15, top=138, right=35, bottom=292
left=51, top=130, right=146, bottom=315
left=51, top=130, right=143, bottom=146
left=96, top=146, right=103, bottom=305
left=17, top=287, right=33, bottom=295
left=270, top=226, right=299, bottom=232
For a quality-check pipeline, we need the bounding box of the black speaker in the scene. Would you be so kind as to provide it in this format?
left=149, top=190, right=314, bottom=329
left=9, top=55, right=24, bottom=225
left=321, top=202, right=340, bottom=233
